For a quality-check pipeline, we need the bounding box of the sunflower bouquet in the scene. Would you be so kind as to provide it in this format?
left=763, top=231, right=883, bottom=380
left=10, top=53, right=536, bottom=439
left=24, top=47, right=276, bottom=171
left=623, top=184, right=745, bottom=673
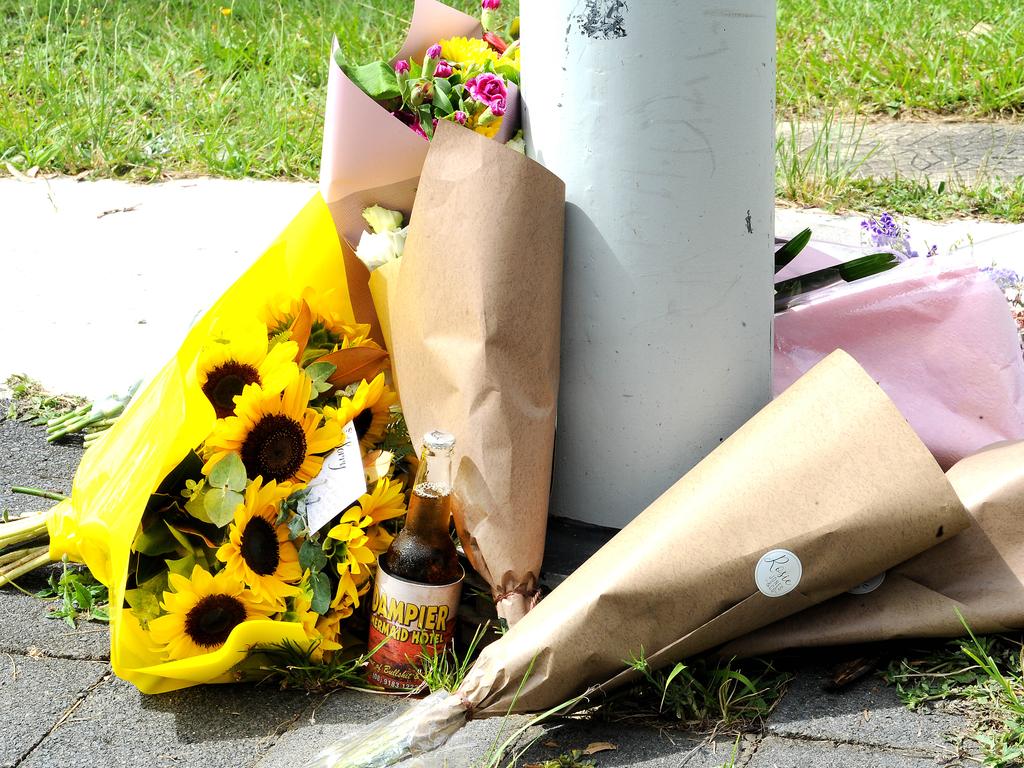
left=123, top=290, right=413, bottom=673
left=337, top=0, right=520, bottom=142
left=0, top=195, right=422, bottom=692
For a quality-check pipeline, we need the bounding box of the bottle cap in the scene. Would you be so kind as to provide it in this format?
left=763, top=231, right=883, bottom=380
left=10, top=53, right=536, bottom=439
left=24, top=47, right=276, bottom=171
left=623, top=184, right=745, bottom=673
left=423, top=430, right=456, bottom=453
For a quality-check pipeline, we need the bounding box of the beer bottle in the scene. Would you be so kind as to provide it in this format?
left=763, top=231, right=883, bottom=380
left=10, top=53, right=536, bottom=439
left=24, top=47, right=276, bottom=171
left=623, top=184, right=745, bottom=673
left=367, top=431, right=463, bottom=691
left=383, top=430, right=461, bottom=584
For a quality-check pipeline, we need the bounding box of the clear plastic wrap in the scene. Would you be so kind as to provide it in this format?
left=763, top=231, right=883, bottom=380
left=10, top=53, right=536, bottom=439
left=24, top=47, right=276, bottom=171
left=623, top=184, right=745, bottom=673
left=305, top=692, right=468, bottom=768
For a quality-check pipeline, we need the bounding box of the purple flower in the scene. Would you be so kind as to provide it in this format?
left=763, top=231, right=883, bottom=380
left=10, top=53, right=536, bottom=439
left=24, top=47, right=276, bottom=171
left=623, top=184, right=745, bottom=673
left=426, top=44, right=442, bottom=59
left=982, top=266, right=1023, bottom=291
left=465, top=73, right=507, bottom=117
left=433, top=60, right=453, bottom=78
left=482, top=0, right=501, bottom=8
left=394, top=59, right=410, bottom=75
left=453, top=110, right=467, bottom=125
left=860, top=212, right=926, bottom=263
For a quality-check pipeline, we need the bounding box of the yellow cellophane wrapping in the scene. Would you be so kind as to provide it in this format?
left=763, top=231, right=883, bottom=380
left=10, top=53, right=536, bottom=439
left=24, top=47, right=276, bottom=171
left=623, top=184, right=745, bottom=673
left=45, top=194, right=355, bottom=693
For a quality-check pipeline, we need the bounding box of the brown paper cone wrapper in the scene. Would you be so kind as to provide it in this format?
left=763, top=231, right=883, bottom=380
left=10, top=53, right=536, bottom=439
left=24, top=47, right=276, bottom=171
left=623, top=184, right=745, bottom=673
left=720, top=438, right=1024, bottom=658
left=449, top=351, right=967, bottom=716
left=382, top=121, right=565, bottom=624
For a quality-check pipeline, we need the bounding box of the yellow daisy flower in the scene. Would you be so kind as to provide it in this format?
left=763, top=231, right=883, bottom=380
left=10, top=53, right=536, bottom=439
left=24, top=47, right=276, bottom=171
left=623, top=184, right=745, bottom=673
left=216, top=478, right=301, bottom=608
left=323, top=373, right=398, bottom=451
left=196, top=320, right=299, bottom=419
left=148, top=565, right=272, bottom=660
left=327, top=507, right=377, bottom=582
left=364, top=523, right=395, bottom=559
left=286, top=586, right=343, bottom=661
left=440, top=36, right=497, bottom=68
left=357, top=478, right=406, bottom=525
left=204, top=373, right=343, bottom=485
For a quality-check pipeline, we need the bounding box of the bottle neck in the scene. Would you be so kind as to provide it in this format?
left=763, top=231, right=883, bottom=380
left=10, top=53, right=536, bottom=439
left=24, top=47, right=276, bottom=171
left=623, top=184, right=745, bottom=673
left=404, top=483, right=452, bottom=540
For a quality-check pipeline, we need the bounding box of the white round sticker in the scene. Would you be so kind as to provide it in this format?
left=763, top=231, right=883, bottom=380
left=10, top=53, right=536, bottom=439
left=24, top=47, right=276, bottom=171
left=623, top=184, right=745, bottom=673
left=848, top=572, right=886, bottom=595
left=754, top=549, right=803, bottom=598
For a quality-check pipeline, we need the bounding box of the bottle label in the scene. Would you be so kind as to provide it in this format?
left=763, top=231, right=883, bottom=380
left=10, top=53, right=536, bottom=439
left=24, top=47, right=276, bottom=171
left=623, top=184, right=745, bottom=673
left=366, top=564, right=463, bottom=691
left=754, top=549, right=802, bottom=598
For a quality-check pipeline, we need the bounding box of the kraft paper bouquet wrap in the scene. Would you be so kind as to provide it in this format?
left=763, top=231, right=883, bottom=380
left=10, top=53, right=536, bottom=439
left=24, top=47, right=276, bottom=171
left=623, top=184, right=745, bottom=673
left=366, top=121, right=565, bottom=624
left=308, top=351, right=969, bottom=768
left=722, top=438, right=1024, bottom=657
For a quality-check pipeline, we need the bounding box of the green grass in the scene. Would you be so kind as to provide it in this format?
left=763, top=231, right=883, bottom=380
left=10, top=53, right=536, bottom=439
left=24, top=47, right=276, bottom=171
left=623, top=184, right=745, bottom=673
left=0, top=0, right=492, bottom=180
left=776, top=112, right=1024, bottom=222
left=886, top=629, right=1024, bottom=767
left=4, top=1, right=1024, bottom=221
left=777, top=0, right=1024, bottom=118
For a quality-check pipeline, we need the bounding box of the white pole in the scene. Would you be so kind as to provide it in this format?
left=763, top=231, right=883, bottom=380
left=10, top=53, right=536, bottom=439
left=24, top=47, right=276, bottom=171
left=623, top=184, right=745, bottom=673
left=522, top=0, right=776, bottom=529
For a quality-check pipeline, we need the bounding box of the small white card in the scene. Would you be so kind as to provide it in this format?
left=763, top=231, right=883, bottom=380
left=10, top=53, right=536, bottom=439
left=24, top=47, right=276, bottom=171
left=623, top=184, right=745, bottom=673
left=305, top=420, right=367, bottom=534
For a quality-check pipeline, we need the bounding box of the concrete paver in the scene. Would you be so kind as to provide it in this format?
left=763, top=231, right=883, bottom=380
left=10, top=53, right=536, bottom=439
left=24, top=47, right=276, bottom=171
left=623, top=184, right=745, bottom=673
left=18, top=674, right=314, bottom=768
left=783, top=120, right=1024, bottom=184
left=0, top=655, right=108, bottom=768
left=766, top=667, right=962, bottom=757
left=745, top=736, right=956, bottom=768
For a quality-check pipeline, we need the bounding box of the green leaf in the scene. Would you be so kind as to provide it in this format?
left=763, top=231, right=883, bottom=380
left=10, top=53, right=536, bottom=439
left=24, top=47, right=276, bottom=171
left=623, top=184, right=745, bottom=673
left=298, top=540, right=328, bottom=573
left=132, top=523, right=178, bottom=556
left=310, top=571, right=331, bottom=615
left=185, top=486, right=214, bottom=524
left=203, top=487, right=244, bottom=527
left=774, top=227, right=812, bottom=273
left=305, top=362, right=338, bottom=399
left=432, top=81, right=453, bottom=114
left=166, top=553, right=196, bottom=578
left=125, top=571, right=167, bottom=628
left=337, top=59, right=400, bottom=102
left=208, top=452, right=247, bottom=492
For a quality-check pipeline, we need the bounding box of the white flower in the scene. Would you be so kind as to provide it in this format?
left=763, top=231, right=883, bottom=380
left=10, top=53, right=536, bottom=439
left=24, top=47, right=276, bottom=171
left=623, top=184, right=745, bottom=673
left=355, top=227, right=408, bottom=271
left=362, top=205, right=404, bottom=234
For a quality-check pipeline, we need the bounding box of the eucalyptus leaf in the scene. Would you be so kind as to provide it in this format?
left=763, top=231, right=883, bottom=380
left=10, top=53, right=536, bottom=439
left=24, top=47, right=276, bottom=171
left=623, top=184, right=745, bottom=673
left=299, top=540, right=328, bottom=573
left=310, top=571, right=332, bottom=615
left=306, top=361, right=338, bottom=399
left=125, top=571, right=168, bottom=628
left=204, top=487, right=244, bottom=527
left=185, top=487, right=214, bottom=524
left=207, top=452, right=247, bottom=492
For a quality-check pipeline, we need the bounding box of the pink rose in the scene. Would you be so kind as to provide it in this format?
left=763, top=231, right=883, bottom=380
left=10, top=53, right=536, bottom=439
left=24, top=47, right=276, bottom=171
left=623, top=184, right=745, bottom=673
left=465, top=73, right=507, bottom=117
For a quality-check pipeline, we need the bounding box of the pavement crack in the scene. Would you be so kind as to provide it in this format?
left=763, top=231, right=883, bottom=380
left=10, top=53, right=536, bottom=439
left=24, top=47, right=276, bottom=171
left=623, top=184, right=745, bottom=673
left=764, top=729, right=945, bottom=758
left=13, top=671, right=112, bottom=768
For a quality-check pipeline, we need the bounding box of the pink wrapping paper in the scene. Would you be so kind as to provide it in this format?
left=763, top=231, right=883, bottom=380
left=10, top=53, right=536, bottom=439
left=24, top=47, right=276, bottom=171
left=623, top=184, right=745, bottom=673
left=317, top=0, right=520, bottom=342
left=775, top=254, right=1024, bottom=468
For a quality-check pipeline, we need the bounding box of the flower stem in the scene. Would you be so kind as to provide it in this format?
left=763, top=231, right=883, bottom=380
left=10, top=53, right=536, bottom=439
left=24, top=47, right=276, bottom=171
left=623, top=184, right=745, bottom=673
left=10, top=486, right=67, bottom=501
left=0, top=547, right=52, bottom=588
left=0, top=512, right=50, bottom=550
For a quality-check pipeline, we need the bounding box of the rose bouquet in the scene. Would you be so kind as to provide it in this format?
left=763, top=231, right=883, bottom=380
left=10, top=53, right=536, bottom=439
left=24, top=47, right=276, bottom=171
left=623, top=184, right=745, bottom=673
left=0, top=196, right=419, bottom=693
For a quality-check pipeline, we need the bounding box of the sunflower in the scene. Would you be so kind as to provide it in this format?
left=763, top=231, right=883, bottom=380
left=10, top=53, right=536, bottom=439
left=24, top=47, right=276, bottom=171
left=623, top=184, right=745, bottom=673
left=204, top=374, right=343, bottom=485
left=148, top=565, right=272, bottom=660
left=327, top=507, right=377, bottom=584
left=217, top=478, right=301, bottom=608
left=440, top=36, right=497, bottom=68
left=263, top=290, right=372, bottom=357
left=196, top=321, right=300, bottom=419
left=324, top=373, right=398, bottom=451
